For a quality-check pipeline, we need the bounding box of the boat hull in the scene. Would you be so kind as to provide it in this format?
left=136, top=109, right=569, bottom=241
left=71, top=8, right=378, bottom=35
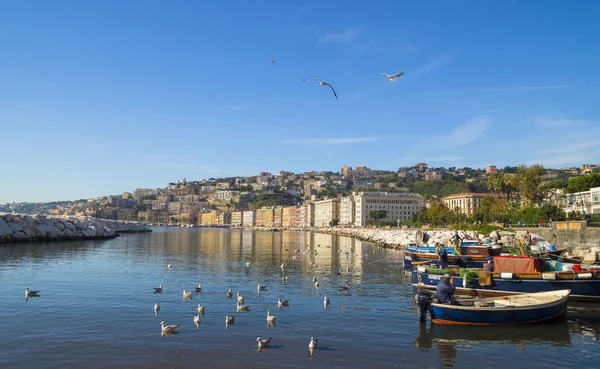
left=412, top=270, right=600, bottom=302
left=403, top=251, right=487, bottom=268
left=429, top=290, right=569, bottom=325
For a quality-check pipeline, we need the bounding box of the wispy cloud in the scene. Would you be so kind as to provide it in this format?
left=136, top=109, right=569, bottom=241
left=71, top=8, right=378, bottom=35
left=285, top=136, right=380, bottom=145
left=157, top=162, right=222, bottom=172
left=420, top=84, right=570, bottom=97
left=317, top=27, right=361, bottom=43
left=435, top=117, right=491, bottom=148
left=400, top=117, right=491, bottom=164
left=411, top=50, right=459, bottom=78
left=534, top=117, right=591, bottom=128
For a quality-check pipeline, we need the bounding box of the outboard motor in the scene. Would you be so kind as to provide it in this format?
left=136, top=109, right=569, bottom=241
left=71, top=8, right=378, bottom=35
left=415, top=291, right=433, bottom=323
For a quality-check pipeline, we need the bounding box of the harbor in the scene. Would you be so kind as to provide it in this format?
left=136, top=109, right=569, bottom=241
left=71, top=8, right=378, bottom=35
left=1, top=227, right=600, bottom=368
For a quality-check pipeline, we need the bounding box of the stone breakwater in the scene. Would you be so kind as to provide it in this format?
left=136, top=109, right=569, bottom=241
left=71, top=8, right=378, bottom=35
left=252, top=226, right=532, bottom=248
left=0, top=213, right=151, bottom=243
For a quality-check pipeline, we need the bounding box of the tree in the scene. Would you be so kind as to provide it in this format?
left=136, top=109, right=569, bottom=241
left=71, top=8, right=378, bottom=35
left=426, top=202, right=452, bottom=225
left=487, top=172, right=518, bottom=199
left=540, top=179, right=567, bottom=202
left=515, top=164, right=546, bottom=206
left=414, top=206, right=429, bottom=223
left=369, top=210, right=388, bottom=223
left=565, top=173, right=600, bottom=193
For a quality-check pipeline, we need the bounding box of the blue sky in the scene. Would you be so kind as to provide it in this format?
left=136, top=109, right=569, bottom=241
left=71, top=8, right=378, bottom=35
left=1, top=0, right=600, bottom=203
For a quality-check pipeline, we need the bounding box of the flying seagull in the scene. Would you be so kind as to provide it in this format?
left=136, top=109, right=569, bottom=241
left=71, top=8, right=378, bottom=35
left=303, top=78, right=338, bottom=99
left=380, top=72, right=404, bottom=82
left=270, top=59, right=275, bottom=63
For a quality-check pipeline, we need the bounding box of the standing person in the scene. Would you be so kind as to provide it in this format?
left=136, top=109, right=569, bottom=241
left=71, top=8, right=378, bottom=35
left=549, top=218, right=553, bottom=228
left=538, top=220, right=543, bottom=228
left=439, top=248, right=449, bottom=268
left=523, top=231, right=532, bottom=246
left=452, top=230, right=462, bottom=256
left=436, top=274, right=459, bottom=305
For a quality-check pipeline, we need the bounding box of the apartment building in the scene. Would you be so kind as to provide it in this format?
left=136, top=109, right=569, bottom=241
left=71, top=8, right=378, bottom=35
left=282, top=206, right=297, bottom=227
left=255, top=208, right=274, bottom=227
left=354, top=192, right=423, bottom=226
left=242, top=210, right=256, bottom=227
left=340, top=196, right=355, bottom=225
left=231, top=211, right=243, bottom=226
left=443, top=193, right=499, bottom=216
left=314, top=198, right=341, bottom=227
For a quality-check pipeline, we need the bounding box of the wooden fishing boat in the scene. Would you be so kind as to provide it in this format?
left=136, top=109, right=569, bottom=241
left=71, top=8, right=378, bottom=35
left=425, top=289, right=570, bottom=325
left=411, top=255, right=600, bottom=302
left=403, top=241, right=501, bottom=268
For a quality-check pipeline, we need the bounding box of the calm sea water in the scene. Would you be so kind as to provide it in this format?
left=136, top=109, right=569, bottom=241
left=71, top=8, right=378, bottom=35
left=1, top=227, right=599, bottom=369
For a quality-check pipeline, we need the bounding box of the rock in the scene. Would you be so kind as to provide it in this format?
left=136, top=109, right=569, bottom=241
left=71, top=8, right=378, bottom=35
left=8, top=222, right=23, bottom=232
left=0, top=219, right=13, bottom=237
left=4, top=214, right=13, bottom=222
left=55, top=221, right=66, bottom=231
left=582, top=251, right=598, bottom=265
left=11, top=231, right=28, bottom=239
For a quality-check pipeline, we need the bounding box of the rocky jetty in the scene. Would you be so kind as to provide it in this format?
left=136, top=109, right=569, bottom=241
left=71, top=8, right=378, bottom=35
left=0, top=213, right=151, bottom=243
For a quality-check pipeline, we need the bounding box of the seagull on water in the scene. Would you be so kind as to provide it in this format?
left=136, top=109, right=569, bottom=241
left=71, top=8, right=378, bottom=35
left=266, top=311, right=276, bottom=323
left=25, top=287, right=40, bottom=297
left=324, top=296, right=330, bottom=308
left=277, top=297, right=290, bottom=307
left=154, top=303, right=160, bottom=314
left=183, top=290, right=193, bottom=299
left=237, top=302, right=251, bottom=312
left=194, top=283, right=202, bottom=293
left=237, top=292, right=245, bottom=304
left=303, top=78, right=338, bottom=99
left=380, top=71, right=404, bottom=82
left=161, top=321, right=180, bottom=333
left=309, top=337, right=318, bottom=348
left=257, top=336, right=272, bottom=349
left=225, top=315, right=235, bottom=325
left=227, top=288, right=233, bottom=297
left=339, top=283, right=350, bottom=291
left=193, top=315, right=201, bottom=325
left=153, top=285, right=163, bottom=293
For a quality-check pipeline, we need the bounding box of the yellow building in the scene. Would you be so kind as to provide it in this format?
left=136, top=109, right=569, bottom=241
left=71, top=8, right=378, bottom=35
left=443, top=193, right=501, bottom=216
left=273, top=206, right=283, bottom=227
left=255, top=208, right=274, bottom=227
left=282, top=206, right=297, bottom=227
left=200, top=210, right=219, bottom=225
left=231, top=211, right=243, bottom=226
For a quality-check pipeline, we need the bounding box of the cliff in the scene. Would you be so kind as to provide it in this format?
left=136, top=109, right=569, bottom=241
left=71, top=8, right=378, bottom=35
left=0, top=213, right=151, bottom=243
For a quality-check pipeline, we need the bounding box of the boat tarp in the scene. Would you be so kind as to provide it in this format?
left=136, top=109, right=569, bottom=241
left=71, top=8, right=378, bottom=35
left=494, top=256, right=542, bottom=273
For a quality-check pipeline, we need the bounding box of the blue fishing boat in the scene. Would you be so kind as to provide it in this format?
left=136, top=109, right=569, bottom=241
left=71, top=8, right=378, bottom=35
left=423, top=289, right=570, bottom=325
left=404, top=241, right=501, bottom=268
left=412, top=256, right=600, bottom=302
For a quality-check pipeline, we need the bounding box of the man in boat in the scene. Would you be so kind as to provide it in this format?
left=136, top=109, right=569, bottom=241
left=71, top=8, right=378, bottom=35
left=436, top=274, right=459, bottom=305
left=483, top=259, right=494, bottom=272
left=439, top=248, right=449, bottom=268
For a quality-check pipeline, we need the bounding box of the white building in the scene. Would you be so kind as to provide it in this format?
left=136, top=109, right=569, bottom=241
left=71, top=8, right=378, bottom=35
left=242, top=210, right=256, bottom=227
left=216, top=190, right=237, bottom=202
left=353, top=192, right=423, bottom=226
left=559, top=187, right=600, bottom=215
left=314, top=198, right=340, bottom=227
left=340, top=196, right=355, bottom=225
